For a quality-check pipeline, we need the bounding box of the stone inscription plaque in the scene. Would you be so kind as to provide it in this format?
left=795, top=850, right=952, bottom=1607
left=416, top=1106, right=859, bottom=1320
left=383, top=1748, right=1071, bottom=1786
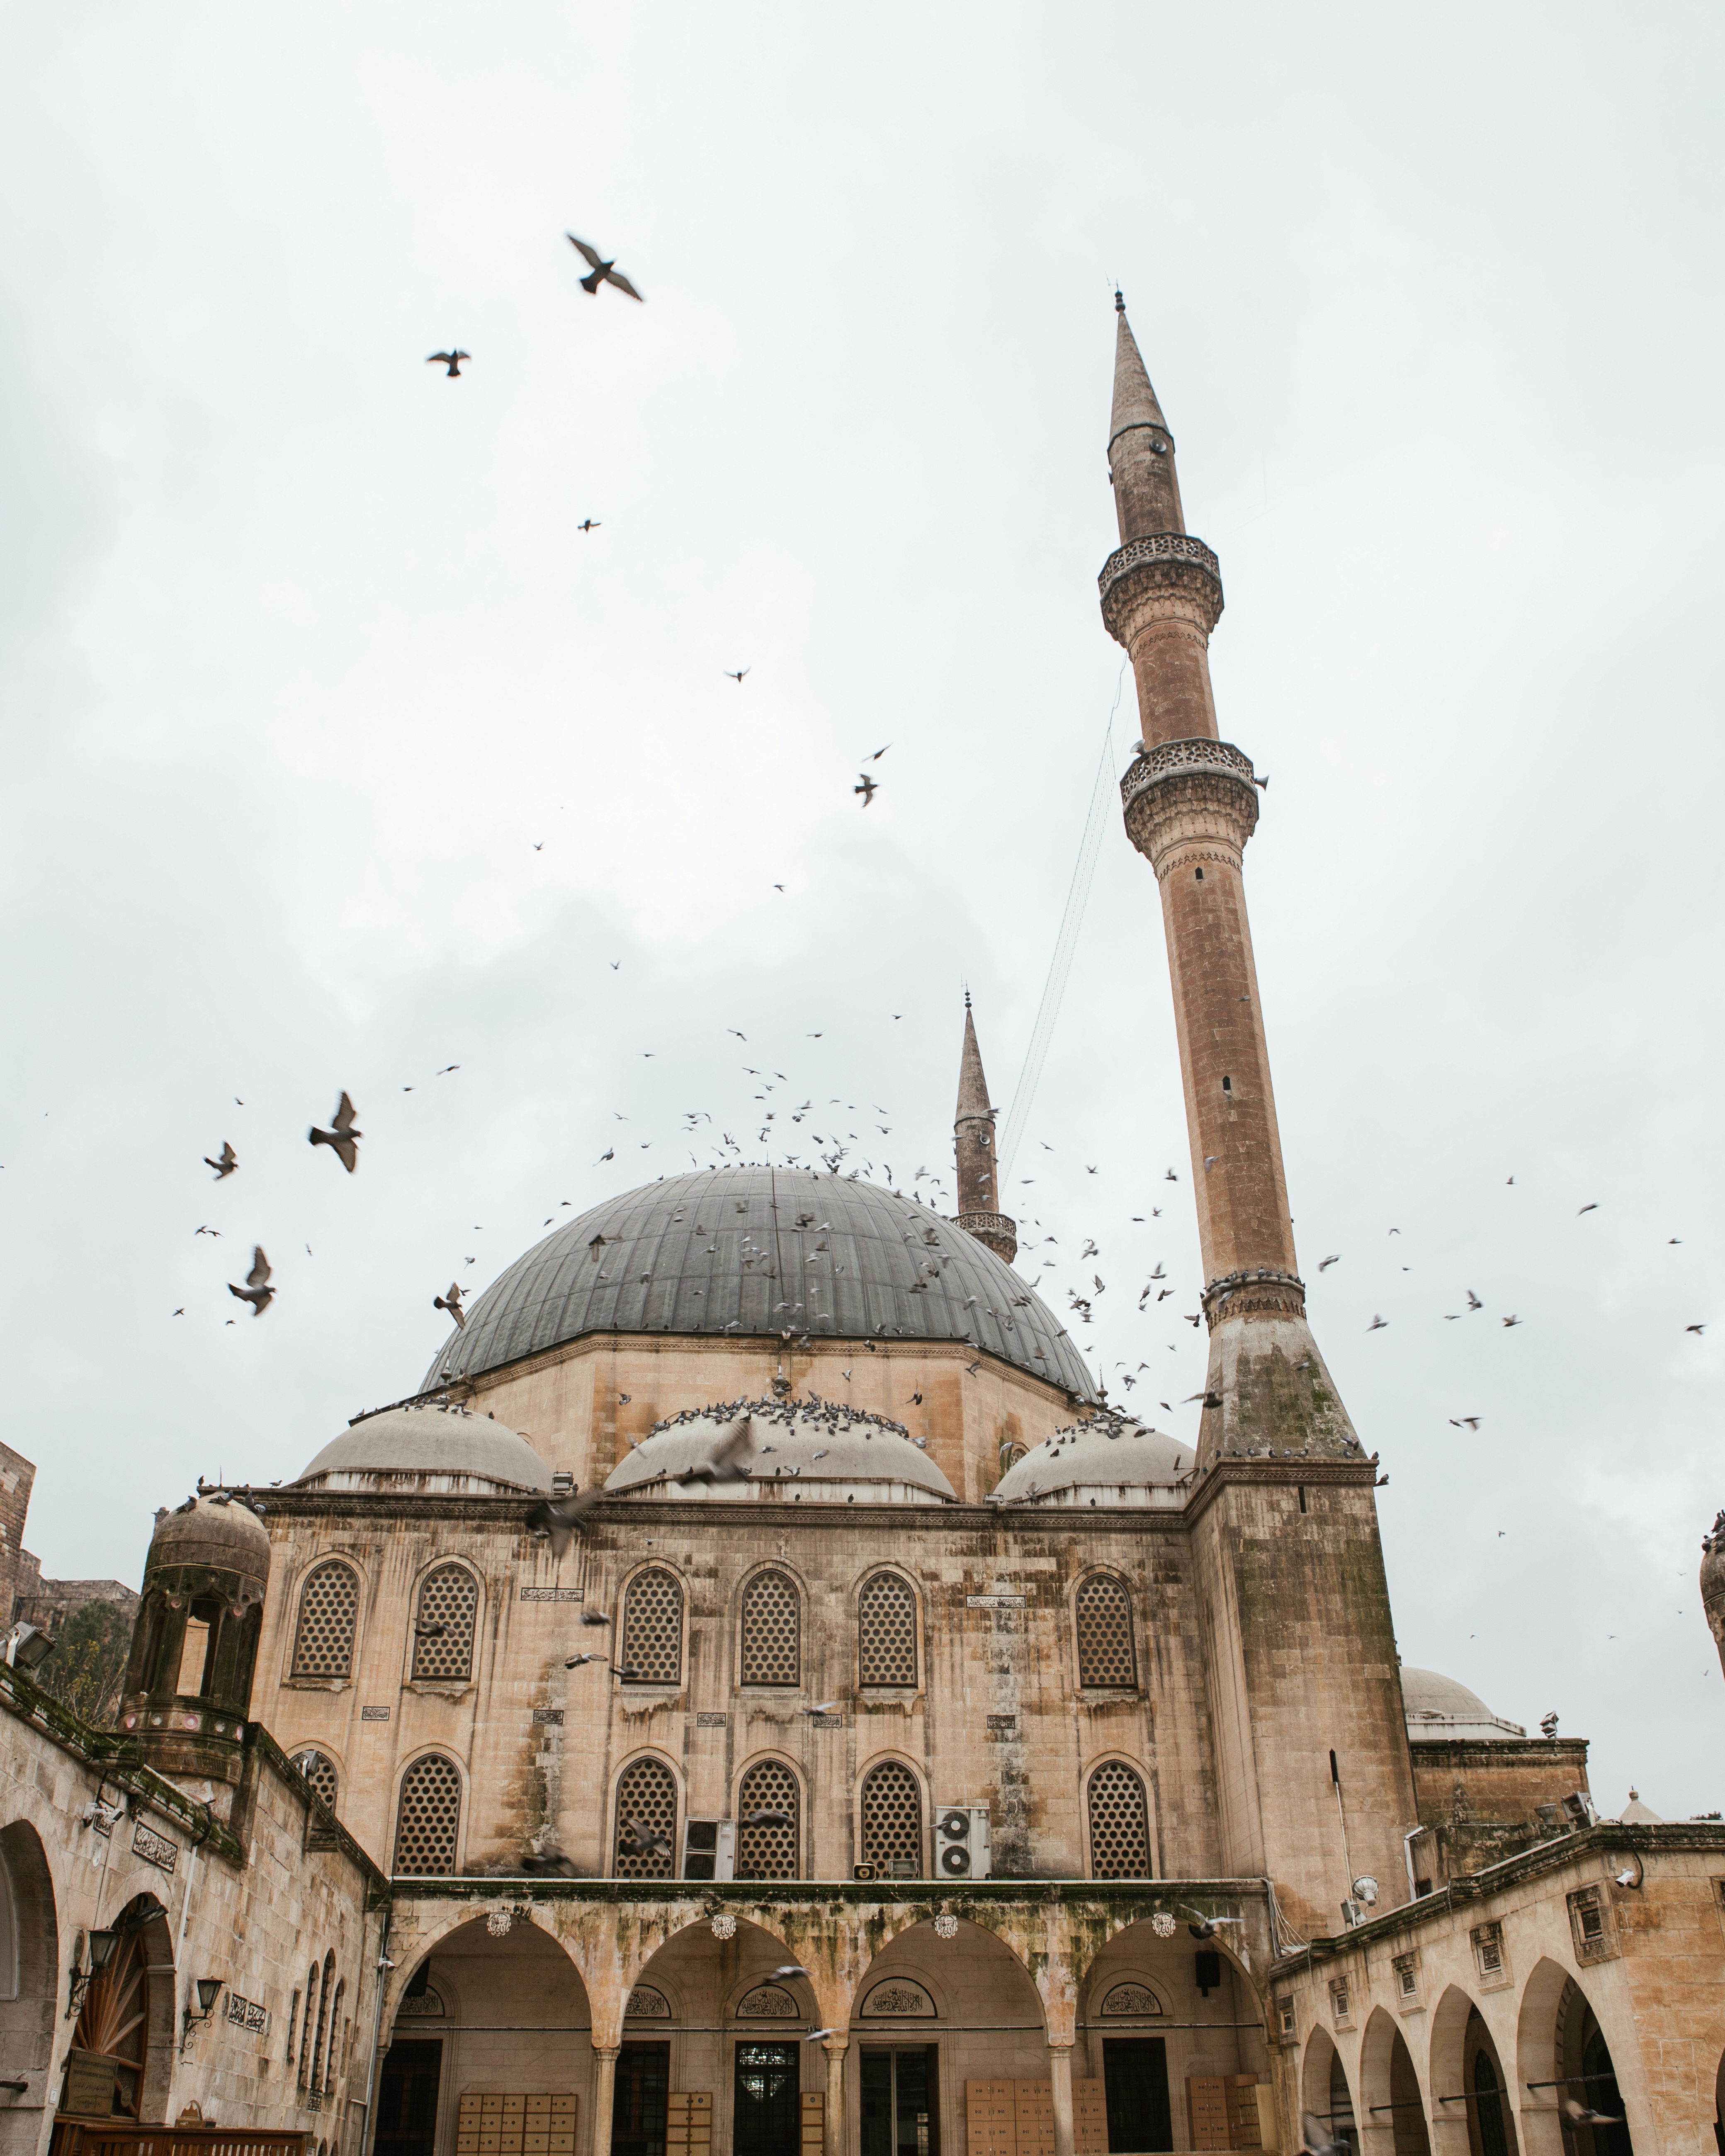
left=361, top=1706, right=391, bottom=1721
left=520, top=1587, right=584, bottom=1602
left=131, top=1821, right=178, bottom=1873
left=966, top=1594, right=1026, bottom=1609
left=695, top=1712, right=729, bottom=1728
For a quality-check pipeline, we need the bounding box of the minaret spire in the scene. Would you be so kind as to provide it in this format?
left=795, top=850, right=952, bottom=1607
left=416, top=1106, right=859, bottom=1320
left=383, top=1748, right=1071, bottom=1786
left=1096, top=302, right=1414, bottom=1938
left=952, top=996, right=1016, bottom=1264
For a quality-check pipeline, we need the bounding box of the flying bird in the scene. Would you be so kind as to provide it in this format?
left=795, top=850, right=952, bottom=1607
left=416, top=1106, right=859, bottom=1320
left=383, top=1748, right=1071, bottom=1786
left=1466, top=1289, right=1483, bottom=1310
left=1367, top=1315, right=1388, bottom=1331
left=434, top=1283, right=466, bottom=1328
left=769, top=1964, right=813, bottom=1981
left=564, top=1652, right=606, bottom=1668
left=801, top=1700, right=839, bottom=1716
left=1560, top=2101, right=1621, bottom=2128
left=855, top=774, right=878, bottom=806
left=1578, top=1202, right=1598, bottom=1216
left=308, top=1092, right=362, bottom=1173
left=566, top=235, right=644, bottom=301
left=1318, top=1254, right=1340, bottom=1272
left=427, top=350, right=470, bottom=376
left=576, top=520, right=601, bottom=532
left=204, top=1141, right=238, bottom=1180
left=1449, top=1416, right=1481, bottom=1431
left=743, top=1809, right=794, bottom=1828
left=1686, top=1323, right=1707, bottom=1335
left=1181, top=1908, right=1244, bottom=1939
left=228, top=1246, right=274, bottom=1316
left=1302, top=2115, right=1348, bottom=2156
left=1502, top=1314, right=1522, bottom=1328
left=724, top=668, right=750, bottom=683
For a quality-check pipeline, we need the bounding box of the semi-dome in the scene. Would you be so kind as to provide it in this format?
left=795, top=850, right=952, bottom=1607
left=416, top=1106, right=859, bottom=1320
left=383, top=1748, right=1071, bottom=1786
left=605, top=1398, right=956, bottom=1505
left=420, top=1166, right=1096, bottom=1399
left=1401, top=1667, right=1526, bottom=1740
left=989, top=1413, right=1194, bottom=1508
left=296, top=1404, right=554, bottom=1496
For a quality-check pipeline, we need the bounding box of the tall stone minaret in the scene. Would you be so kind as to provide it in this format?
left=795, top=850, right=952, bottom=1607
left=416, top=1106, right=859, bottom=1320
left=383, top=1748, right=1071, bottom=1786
left=953, top=996, right=1016, bottom=1263
left=1102, top=292, right=1353, bottom=1469
left=1101, top=297, right=1416, bottom=1934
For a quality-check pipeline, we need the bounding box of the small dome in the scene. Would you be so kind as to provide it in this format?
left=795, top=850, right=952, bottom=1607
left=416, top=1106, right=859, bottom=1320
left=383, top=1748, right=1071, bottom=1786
left=1619, top=1788, right=1663, bottom=1825
left=146, top=1494, right=271, bottom=1586
left=296, top=1405, right=554, bottom=1496
left=1401, top=1667, right=1526, bottom=1740
left=989, top=1413, right=1194, bottom=1508
left=606, top=1399, right=955, bottom=1504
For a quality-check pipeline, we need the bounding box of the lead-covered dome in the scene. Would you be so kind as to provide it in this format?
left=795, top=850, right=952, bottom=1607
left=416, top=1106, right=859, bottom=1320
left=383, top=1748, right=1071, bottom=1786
left=296, top=1404, right=554, bottom=1496
left=989, top=1412, right=1194, bottom=1508
left=1400, top=1668, right=1526, bottom=1740
left=605, top=1399, right=956, bottom=1504
left=422, top=1166, right=1096, bottom=1398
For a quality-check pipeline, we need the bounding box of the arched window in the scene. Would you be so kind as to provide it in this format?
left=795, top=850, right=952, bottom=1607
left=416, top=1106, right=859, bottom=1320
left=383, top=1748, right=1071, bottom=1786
left=1087, top=1760, right=1150, bottom=1878
left=858, top=1572, right=917, bottom=1687
left=412, top=1564, right=479, bottom=1682
left=68, top=1895, right=160, bottom=2118
left=1075, top=1574, right=1137, bottom=1689
left=394, top=1755, right=462, bottom=1875
left=736, top=1759, right=800, bottom=1881
left=1472, top=2050, right=1506, bottom=2156
left=293, top=1751, right=339, bottom=1813
left=292, top=1561, right=360, bottom=1681
left=297, top=1963, right=320, bottom=2090
left=613, top=1757, right=678, bottom=1880
left=621, top=1567, right=684, bottom=1684
left=739, top=1571, right=800, bottom=1687
left=309, top=1951, right=335, bottom=2093
left=859, top=1760, right=923, bottom=1876
left=325, top=1978, right=345, bottom=2096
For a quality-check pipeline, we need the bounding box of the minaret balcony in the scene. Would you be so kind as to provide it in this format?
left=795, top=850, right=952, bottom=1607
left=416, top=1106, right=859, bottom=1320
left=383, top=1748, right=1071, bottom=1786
left=1098, top=531, right=1224, bottom=641
left=1120, top=738, right=1261, bottom=868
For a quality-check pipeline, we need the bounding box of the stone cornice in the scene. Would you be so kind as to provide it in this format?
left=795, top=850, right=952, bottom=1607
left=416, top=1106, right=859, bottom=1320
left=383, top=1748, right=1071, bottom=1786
left=1181, top=1455, right=1380, bottom=1530
left=381, top=1874, right=1270, bottom=1913
left=1408, top=1737, right=1591, bottom=1767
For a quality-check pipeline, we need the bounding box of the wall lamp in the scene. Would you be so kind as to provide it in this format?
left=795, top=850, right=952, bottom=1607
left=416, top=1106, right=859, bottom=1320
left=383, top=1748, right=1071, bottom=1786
left=4, top=1624, right=55, bottom=1673
left=65, top=1929, right=119, bottom=2020
left=180, top=1979, right=224, bottom=2052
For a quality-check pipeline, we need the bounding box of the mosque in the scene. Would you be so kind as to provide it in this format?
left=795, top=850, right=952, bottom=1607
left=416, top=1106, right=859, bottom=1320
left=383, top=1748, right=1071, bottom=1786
left=3, top=304, right=1723, bottom=2156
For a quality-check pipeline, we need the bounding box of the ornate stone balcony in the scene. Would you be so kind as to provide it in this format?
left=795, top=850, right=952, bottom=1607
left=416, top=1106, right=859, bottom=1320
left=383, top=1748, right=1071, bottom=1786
left=1098, top=532, right=1224, bottom=641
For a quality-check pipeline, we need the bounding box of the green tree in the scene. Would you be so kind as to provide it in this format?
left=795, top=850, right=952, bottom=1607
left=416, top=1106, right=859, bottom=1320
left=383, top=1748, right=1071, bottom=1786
left=37, top=1600, right=132, bottom=1728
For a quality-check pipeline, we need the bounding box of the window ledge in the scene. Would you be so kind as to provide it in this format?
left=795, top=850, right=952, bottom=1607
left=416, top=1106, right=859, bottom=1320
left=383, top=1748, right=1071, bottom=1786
left=283, top=1676, right=351, bottom=1692
left=403, top=1680, right=474, bottom=1701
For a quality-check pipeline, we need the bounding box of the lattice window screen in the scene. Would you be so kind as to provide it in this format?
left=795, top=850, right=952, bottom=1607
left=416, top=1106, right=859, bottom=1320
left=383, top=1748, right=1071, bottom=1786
left=1075, top=1574, right=1137, bottom=1688
left=394, top=1754, right=462, bottom=1875
left=740, top=1571, right=800, bottom=1686
left=412, top=1564, right=479, bottom=1681
left=293, top=1750, right=340, bottom=1811
left=613, top=1756, right=678, bottom=1879
left=736, top=1758, right=800, bottom=1881
left=622, top=1568, right=684, bottom=1684
left=324, top=1980, right=344, bottom=2095
left=859, top=1760, right=923, bottom=1874
left=1087, top=1760, right=1150, bottom=1879
left=858, top=1572, right=916, bottom=1686
left=292, top=1561, right=360, bottom=1680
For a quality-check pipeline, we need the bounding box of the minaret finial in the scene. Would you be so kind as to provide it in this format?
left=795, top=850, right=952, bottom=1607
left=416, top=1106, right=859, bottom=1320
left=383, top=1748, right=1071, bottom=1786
left=952, top=999, right=1016, bottom=1265
left=1115, top=287, right=1125, bottom=313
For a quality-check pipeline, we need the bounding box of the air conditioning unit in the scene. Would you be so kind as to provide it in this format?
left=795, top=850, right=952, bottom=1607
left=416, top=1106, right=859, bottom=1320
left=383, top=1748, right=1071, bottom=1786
left=682, top=1819, right=736, bottom=1882
left=935, top=1804, right=991, bottom=1879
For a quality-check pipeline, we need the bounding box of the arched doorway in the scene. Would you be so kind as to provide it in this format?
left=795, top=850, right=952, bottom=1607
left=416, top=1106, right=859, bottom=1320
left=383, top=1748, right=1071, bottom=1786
left=848, top=1918, right=1047, bottom=2156
left=58, top=1893, right=172, bottom=2126
left=623, top=1913, right=816, bottom=2156
left=1359, top=2009, right=1429, bottom=2156
left=0, top=1821, right=58, bottom=2150
left=1516, top=1962, right=1632, bottom=2156
left=377, top=1916, right=592, bottom=2156
left=1078, top=1918, right=1269, bottom=2156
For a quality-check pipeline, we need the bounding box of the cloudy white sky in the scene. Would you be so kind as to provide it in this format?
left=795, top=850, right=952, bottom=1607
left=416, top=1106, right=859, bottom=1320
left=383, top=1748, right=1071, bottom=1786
left=3, top=3, right=1722, bottom=1815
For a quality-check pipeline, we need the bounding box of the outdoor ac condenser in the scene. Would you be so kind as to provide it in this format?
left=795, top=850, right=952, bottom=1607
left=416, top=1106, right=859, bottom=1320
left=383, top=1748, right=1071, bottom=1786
left=934, top=1803, right=992, bottom=1879
left=683, top=1818, right=737, bottom=1881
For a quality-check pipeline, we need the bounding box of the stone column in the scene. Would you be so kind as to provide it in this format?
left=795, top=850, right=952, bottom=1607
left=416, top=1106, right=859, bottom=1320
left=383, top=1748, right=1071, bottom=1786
left=589, top=2044, right=620, bottom=2156
left=1047, top=2043, right=1075, bottom=2156
left=823, top=2035, right=848, bottom=2156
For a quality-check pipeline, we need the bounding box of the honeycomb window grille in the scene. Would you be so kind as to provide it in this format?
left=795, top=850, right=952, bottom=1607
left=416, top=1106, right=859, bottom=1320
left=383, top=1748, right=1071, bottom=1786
left=736, top=1758, right=801, bottom=1881
left=394, top=1754, right=462, bottom=1875
left=412, top=1564, right=479, bottom=1682
left=858, top=1571, right=917, bottom=1687
left=1075, top=1573, right=1138, bottom=1689
left=859, top=1760, right=923, bottom=1876
left=613, top=1756, right=678, bottom=1880
left=740, top=1571, right=801, bottom=1687
left=292, top=1561, right=360, bottom=1681
left=622, top=1567, right=685, bottom=1685
left=293, top=1750, right=340, bottom=1812
left=1087, top=1760, right=1151, bottom=1879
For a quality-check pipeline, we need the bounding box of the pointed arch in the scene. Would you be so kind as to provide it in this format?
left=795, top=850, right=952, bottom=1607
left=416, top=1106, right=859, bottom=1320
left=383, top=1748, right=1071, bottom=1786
left=612, top=1752, right=680, bottom=1879
left=857, top=1569, right=919, bottom=1687
left=292, top=1559, right=361, bottom=1681
left=620, top=1564, right=685, bottom=1685
left=394, top=1753, right=463, bottom=1875
left=739, top=1567, right=802, bottom=1687
left=411, top=1561, right=480, bottom=1681
left=1086, top=1756, right=1152, bottom=1877
left=858, top=1756, right=926, bottom=1877
left=735, top=1756, right=801, bottom=1880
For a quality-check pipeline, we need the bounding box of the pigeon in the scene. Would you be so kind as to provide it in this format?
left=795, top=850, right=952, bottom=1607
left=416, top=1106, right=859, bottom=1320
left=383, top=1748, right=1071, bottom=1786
left=1687, top=1323, right=1707, bottom=1335
left=520, top=1851, right=579, bottom=1877
left=1367, top=1314, right=1387, bottom=1331
left=564, top=1652, right=607, bottom=1668
left=566, top=235, right=643, bottom=301
left=855, top=774, right=878, bottom=806
left=1302, top=2116, right=1348, bottom=2156
left=1466, top=1289, right=1483, bottom=1310
left=801, top=1700, right=839, bottom=1716
left=724, top=668, right=749, bottom=683
left=415, top=1623, right=447, bottom=1639
left=434, top=1282, right=466, bottom=1328
left=1448, top=1417, right=1481, bottom=1431
left=1184, top=1390, right=1223, bottom=1409
left=1502, top=1314, right=1522, bottom=1328
left=1181, top=1909, right=1244, bottom=1939
left=576, top=520, right=601, bottom=533
left=618, top=1816, right=672, bottom=1855
left=1578, top=1203, right=1598, bottom=1216
left=204, top=1141, right=238, bottom=1180
left=580, top=1610, right=613, bottom=1627
left=768, top=1964, right=813, bottom=1981
left=742, top=1809, right=794, bottom=1828
left=1318, top=1254, right=1340, bottom=1272
left=308, top=1092, right=362, bottom=1173
left=427, top=351, right=470, bottom=376
left=228, top=1246, right=274, bottom=1316
left=804, top=2029, right=838, bottom=2044
left=1560, top=2100, right=1621, bottom=2128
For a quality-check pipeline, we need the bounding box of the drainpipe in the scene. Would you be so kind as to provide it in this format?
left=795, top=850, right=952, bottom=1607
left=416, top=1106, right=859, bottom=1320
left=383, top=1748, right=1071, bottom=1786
left=1402, top=1828, right=1426, bottom=1903
left=360, top=1913, right=394, bottom=2156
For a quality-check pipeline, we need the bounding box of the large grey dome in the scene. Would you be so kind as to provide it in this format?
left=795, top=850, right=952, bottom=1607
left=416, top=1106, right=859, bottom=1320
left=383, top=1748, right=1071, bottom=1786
left=423, top=1166, right=1096, bottom=1398
left=296, top=1405, right=555, bottom=1496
